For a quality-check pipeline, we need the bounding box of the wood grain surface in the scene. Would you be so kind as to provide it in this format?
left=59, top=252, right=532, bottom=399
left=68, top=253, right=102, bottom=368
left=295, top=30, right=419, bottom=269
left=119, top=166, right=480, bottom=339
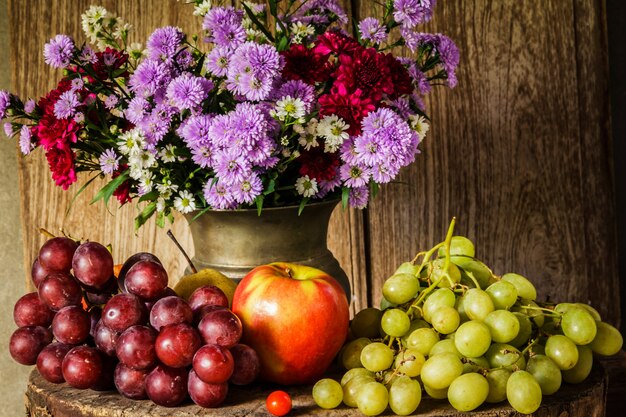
left=8, top=1, right=619, bottom=324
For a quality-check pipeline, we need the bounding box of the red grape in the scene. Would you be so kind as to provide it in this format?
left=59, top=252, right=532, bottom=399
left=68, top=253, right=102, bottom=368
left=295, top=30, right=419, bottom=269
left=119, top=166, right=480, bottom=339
left=192, top=344, right=234, bottom=384
left=116, top=325, right=158, bottom=370
left=88, top=307, right=102, bottom=338
left=188, top=286, right=229, bottom=312
left=144, top=287, right=177, bottom=311
left=117, top=252, right=162, bottom=292
left=188, top=369, right=229, bottom=408
left=145, top=364, right=188, bottom=407
left=114, top=363, right=150, bottom=400
left=102, top=293, right=147, bottom=332
left=198, top=309, right=242, bottom=349
left=62, top=346, right=103, bottom=389
left=125, top=260, right=169, bottom=301
left=31, top=258, right=49, bottom=288
left=150, top=296, right=193, bottom=331
left=52, top=305, right=91, bottom=345
left=9, top=326, right=52, bottom=365
left=94, top=320, right=120, bottom=356
left=14, top=292, right=55, bottom=328
left=194, top=304, right=227, bottom=325
left=38, top=237, right=78, bottom=273
left=38, top=272, right=82, bottom=311
left=72, top=241, right=114, bottom=289
left=36, top=342, right=72, bottom=384
left=229, top=343, right=261, bottom=385
left=155, top=323, right=201, bottom=368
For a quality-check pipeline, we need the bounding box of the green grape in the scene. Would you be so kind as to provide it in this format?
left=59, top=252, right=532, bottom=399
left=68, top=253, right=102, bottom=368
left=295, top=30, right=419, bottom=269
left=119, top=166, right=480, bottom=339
left=454, top=320, right=492, bottom=357
left=512, top=299, right=545, bottom=327
left=463, top=288, right=495, bottom=321
left=455, top=293, right=469, bottom=322
left=485, top=368, right=512, bottom=403
left=485, top=343, right=526, bottom=371
left=462, top=356, right=490, bottom=374
left=351, top=308, right=384, bottom=339
left=506, top=370, right=542, bottom=414
left=341, top=337, right=371, bottom=369
left=575, top=303, right=602, bottom=321
left=561, top=307, right=597, bottom=345
left=400, top=319, right=430, bottom=347
left=388, top=376, right=421, bottom=416
left=381, top=370, right=399, bottom=386
left=394, top=261, right=421, bottom=276
left=545, top=334, right=579, bottom=370
left=554, top=302, right=578, bottom=315
left=540, top=319, right=563, bottom=337
left=430, top=306, right=460, bottom=334
left=526, top=354, right=562, bottom=395
left=502, top=273, right=537, bottom=300
left=394, top=347, right=425, bottom=377
left=340, top=367, right=374, bottom=386
left=382, top=273, right=420, bottom=305
left=590, top=321, right=623, bottom=356
left=423, top=383, right=448, bottom=399
left=405, top=327, right=440, bottom=356
left=360, top=342, right=395, bottom=372
left=312, top=378, right=343, bottom=409
left=423, top=288, right=456, bottom=322
left=379, top=296, right=397, bottom=311
left=485, top=281, right=518, bottom=310
left=430, top=259, right=462, bottom=288
left=448, top=373, right=489, bottom=412
left=562, top=345, right=593, bottom=383
left=438, top=236, right=476, bottom=258
left=343, top=374, right=376, bottom=407
left=381, top=308, right=411, bottom=337
left=356, top=381, right=388, bottom=416
left=420, top=352, right=464, bottom=390
left=509, top=312, right=533, bottom=348
left=451, top=257, right=493, bottom=289
left=429, top=339, right=462, bottom=358
left=483, top=310, right=520, bottom=343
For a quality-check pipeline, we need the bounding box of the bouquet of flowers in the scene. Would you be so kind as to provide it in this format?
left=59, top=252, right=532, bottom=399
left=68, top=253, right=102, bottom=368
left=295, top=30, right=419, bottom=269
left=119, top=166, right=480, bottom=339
left=0, top=0, right=458, bottom=228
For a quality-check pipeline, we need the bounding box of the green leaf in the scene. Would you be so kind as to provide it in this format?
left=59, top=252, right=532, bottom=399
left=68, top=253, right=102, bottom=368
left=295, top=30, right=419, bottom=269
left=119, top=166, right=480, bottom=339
left=263, top=179, right=276, bottom=195
left=242, top=2, right=275, bottom=42
left=298, top=197, right=309, bottom=216
left=134, top=202, right=157, bottom=230
left=65, top=173, right=100, bottom=218
left=342, top=187, right=350, bottom=209
left=138, top=191, right=159, bottom=203
left=156, top=211, right=166, bottom=228
left=255, top=195, right=264, bottom=216
left=370, top=181, right=380, bottom=199
left=277, top=35, right=289, bottom=52
left=90, top=170, right=130, bottom=207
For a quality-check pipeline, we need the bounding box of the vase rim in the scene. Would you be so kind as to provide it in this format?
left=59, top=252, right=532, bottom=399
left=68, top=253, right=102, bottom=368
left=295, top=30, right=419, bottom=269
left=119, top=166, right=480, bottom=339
left=185, top=198, right=340, bottom=217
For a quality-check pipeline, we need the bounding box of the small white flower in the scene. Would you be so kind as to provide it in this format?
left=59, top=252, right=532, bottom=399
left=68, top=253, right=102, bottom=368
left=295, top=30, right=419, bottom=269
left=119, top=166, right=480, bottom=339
left=174, top=190, right=196, bottom=214
left=81, top=6, right=107, bottom=43
left=280, top=136, right=290, bottom=146
left=290, top=22, right=315, bottom=44
left=273, top=96, right=306, bottom=122
left=156, top=179, right=178, bottom=199
left=318, top=115, right=350, bottom=153
left=295, top=175, right=318, bottom=198
left=409, top=114, right=430, bottom=140
left=193, top=0, right=213, bottom=16
left=138, top=172, right=154, bottom=195
left=158, top=144, right=177, bottom=163
left=156, top=197, right=166, bottom=212
left=128, top=150, right=156, bottom=180
left=117, top=128, right=146, bottom=156
left=128, top=42, right=146, bottom=61
left=298, top=133, right=319, bottom=151
left=113, top=22, right=132, bottom=40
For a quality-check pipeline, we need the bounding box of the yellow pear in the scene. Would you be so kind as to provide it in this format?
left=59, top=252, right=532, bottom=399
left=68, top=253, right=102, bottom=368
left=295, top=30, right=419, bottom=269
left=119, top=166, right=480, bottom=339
left=173, top=268, right=237, bottom=306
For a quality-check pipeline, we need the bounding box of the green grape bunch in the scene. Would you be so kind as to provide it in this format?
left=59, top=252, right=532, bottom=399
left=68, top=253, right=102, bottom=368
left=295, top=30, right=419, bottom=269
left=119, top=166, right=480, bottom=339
left=311, top=218, right=624, bottom=416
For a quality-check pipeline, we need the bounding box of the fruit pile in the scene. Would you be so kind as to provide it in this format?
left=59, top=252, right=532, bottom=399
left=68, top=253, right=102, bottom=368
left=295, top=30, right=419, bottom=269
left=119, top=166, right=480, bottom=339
left=9, top=236, right=260, bottom=408
left=312, top=219, right=624, bottom=415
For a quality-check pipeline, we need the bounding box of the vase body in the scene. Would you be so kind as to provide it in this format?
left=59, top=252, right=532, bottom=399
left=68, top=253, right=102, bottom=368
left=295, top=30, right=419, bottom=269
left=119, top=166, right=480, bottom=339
left=184, top=200, right=351, bottom=300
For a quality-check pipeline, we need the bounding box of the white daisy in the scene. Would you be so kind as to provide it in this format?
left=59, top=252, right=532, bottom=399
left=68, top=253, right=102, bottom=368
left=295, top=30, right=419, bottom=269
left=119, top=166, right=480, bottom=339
left=317, top=115, right=350, bottom=153
left=174, top=190, right=196, bottom=214
left=158, top=144, right=177, bottom=163
left=409, top=114, right=430, bottom=140
left=138, top=172, right=154, bottom=195
left=193, top=0, right=213, bottom=16
left=295, top=175, right=318, bottom=198
left=272, top=96, right=306, bottom=122
left=117, top=128, right=146, bottom=156
left=291, top=22, right=315, bottom=44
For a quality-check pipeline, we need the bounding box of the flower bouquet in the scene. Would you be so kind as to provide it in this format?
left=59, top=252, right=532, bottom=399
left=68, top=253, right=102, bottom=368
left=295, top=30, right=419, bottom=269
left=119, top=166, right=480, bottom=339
left=0, top=0, right=458, bottom=229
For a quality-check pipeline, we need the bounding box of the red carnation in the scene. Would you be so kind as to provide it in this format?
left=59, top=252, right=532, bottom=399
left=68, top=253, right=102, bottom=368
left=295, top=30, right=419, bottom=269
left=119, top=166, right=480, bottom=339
left=314, top=31, right=360, bottom=56
left=112, top=166, right=132, bottom=205
left=37, top=79, right=73, bottom=115
left=334, top=47, right=394, bottom=103
left=281, top=44, right=333, bottom=85
left=298, top=148, right=340, bottom=183
left=45, top=144, right=77, bottom=190
left=92, top=48, right=129, bottom=81
left=385, top=54, right=413, bottom=99
left=319, top=90, right=375, bottom=136
left=35, top=112, right=79, bottom=151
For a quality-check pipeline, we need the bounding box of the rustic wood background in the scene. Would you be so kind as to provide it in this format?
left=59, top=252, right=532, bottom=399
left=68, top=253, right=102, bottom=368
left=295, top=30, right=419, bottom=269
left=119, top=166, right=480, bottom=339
left=9, top=0, right=620, bottom=323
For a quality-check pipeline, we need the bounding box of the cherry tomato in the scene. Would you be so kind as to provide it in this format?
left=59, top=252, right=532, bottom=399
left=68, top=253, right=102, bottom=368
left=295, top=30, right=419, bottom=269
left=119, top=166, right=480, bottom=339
left=266, top=390, right=292, bottom=416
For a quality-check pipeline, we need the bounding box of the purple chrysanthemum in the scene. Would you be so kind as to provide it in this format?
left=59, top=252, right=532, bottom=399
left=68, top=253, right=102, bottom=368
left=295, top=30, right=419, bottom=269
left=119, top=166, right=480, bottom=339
left=289, top=0, right=348, bottom=26
left=214, top=151, right=252, bottom=185
left=19, top=125, right=33, bottom=155
left=434, top=34, right=460, bottom=87
left=24, top=99, right=36, bottom=114
left=78, top=46, right=97, bottom=64
left=358, top=18, right=388, bottom=44
left=138, top=104, right=176, bottom=148
left=125, top=96, right=151, bottom=124
left=166, top=74, right=213, bottom=111
left=226, top=42, right=282, bottom=101
left=348, top=186, right=369, bottom=209
left=203, top=7, right=246, bottom=49
left=0, top=90, right=11, bottom=119
left=99, top=148, right=121, bottom=175
left=206, top=46, right=232, bottom=77
left=129, top=59, right=172, bottom=97
left=43, top=34, right=75, bottom=68
left=104, top=95, right=119, bottom=110
left=4, top=122, right=14, bottom=137
left=393, top=0, right=436, bottom=29
left=237, top=72, right=274, bottom=101
left=339, top=163, right=371, bottom=188
left=146, top=26, right=185, bottom=61
left=70, top=78, right=85, bottom=91
left=203, top=179, right=237, bottom=209
left=273, top=80, right=316, bottom=112
left=54, top=90, right=81, bottom=119
left=180, top=114, right=213, bottom=148
left=232, top=172, right=263, bottom=204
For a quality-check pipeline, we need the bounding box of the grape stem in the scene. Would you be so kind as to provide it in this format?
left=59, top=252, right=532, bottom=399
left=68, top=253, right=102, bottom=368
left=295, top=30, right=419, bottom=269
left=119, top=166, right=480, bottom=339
left=38, top=228, right=56, bottom=239
left=519, top=305, right=561, bottom=318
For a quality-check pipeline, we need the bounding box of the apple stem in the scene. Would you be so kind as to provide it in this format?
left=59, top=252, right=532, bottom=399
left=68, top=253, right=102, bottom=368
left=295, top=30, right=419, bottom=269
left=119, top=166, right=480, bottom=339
left=167, top=230, right=198, bottom=273
left=285, top=267, right=293, bottom=278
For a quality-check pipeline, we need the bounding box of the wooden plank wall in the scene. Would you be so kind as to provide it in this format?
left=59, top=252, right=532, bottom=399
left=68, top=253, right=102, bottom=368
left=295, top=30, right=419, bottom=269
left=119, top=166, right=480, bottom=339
left=9, top=1, right=619, bottom=324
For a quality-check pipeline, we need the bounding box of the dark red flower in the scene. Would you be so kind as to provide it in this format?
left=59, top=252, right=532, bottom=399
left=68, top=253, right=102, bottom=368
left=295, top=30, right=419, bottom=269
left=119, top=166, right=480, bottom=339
left=281, top=44, right=333, bottom=84
left=45, top=144, right=77, bottom=190
left=112, top=166, right=132, bottom=205
left=318, top=90, right=375, bottom=136
left=37, top=79, right=73, bottom=115
left=334, top=47, right=394, bottom=103
left=92, top=48, right=129, bottom=80
left=298, top=147, right=340, bottom=183
left=313, top=31, right=360, bottom=56
left=385, top=54, right=413, bottom=99
left=35, top=112, right=79, bottom=151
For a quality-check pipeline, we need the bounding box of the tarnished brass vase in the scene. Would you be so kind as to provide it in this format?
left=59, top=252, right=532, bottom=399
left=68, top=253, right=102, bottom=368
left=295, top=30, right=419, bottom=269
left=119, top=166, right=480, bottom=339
left=184, top=199, right=351, bottom=299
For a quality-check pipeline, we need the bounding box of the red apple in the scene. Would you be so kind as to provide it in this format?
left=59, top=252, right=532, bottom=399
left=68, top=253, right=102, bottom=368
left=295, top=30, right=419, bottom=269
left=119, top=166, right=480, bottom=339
left=231, top=262, right=349, bottom=385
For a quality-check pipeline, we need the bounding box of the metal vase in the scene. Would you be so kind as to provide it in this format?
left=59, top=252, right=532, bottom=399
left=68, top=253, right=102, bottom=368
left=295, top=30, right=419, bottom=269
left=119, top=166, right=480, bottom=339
left=184, top=200, right=351, bottom=299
